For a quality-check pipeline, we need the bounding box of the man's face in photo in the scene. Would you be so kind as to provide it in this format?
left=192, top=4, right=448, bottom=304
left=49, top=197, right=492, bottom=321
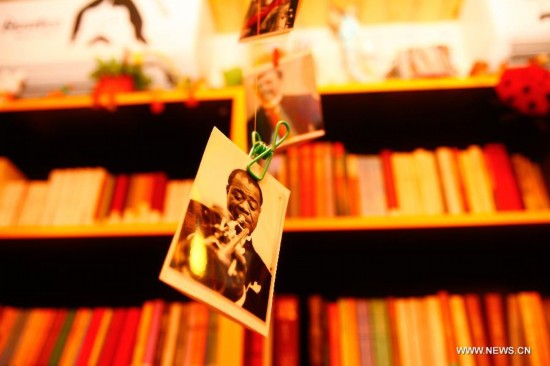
left=227, top=171, right=262, bottom=234
left=256, top=68, right=283, bottom=107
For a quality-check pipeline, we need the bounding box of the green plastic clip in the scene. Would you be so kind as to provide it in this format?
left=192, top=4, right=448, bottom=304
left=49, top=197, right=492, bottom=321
left=247, top=121, right=290, bottom=181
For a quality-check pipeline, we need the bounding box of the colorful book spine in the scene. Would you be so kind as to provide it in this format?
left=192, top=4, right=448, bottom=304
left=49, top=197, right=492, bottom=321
left=356, top=298, right=375, bottom=366
left=36, top=308, right=68, bottom=365
left=327, top=302, right=342, bottom=366
left=333, top=142, right=350, bottom=216
left=75, top=307, right=106, bottom=366
left=307, top=295, right=326, bottom=366
left=483, top=143, right=523, bottom=211
left=484, top=293, right=510, bottom=366
left=47, top=308, right=77, bottom=365
left=380, top=149, right=398, bottom=213
left=87, top=308, right=114, bottom=366
left=97, top=307, right=128, bottom=366
left=58, top=307, right=92, bottom=366
left=273, top=295, right=300, bottom=366
left=113, top=306, right=142, bottom=366
left=143, top=299, right=166, bottom=366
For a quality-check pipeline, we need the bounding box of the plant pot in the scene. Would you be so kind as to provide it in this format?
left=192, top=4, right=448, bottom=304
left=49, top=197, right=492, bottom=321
left=94, top=75, right=135, bottom=94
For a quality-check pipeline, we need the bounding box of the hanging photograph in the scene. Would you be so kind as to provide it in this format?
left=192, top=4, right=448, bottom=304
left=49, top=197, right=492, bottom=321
left=159, top=127, right=289, bottom=336
left=244, top=51, right=325, bottom=149
left=239, top=0, right=300, bottom=42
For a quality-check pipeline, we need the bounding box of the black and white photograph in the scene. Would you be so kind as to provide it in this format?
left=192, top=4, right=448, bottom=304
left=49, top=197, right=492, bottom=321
left=239, top=0, right=300, bottom=42
left=244, top=51, right=325, bottom=150
left=159, top=127, right=289, bottom=336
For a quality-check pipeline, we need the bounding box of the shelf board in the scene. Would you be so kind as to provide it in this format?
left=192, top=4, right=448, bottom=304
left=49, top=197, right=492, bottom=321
left=318, top=76, right=498, bottom=94
left=284, top=211, right=550, bottom=231
left=0, top=87, right=242, bottom=112
left=1, top=211, right=549, bottom=239
left=0, top=77, right=498, bottom=113
left=0, top=223, right=178, bottom=239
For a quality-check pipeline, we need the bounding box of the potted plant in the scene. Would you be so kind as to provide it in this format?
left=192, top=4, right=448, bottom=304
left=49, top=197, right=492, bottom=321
left=90, top=56, right=151, bottom=94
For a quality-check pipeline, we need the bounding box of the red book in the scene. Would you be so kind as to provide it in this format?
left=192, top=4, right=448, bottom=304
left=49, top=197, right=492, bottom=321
left=75, top=307, right=106, bottom=366
left=327, top=302, right=341, bottom=366
left=386, top=297, right=401, bottom=366
left=465, top=293, right=491, bottom=366
left=97, top=307, right=128, bottom=366
left=108, top=174, right=130, bottom=219
left=187, top=302, right=210, bottom=366
left=36, top=308, right=68, bottom=366
left=482, top=143, right=524, bottom=211
left=143, top=299, right=166, bottom=365
left=299, top=143, right=315, bottom=217
left=452, top=147, right=470, bottom=212
left=307, top=295, right=326, bottom=366
left=312, top=143, right=328, bottom=217
left=244, top=328, right=264, bottom=366
left=151, top=172, right=168, bottom=213
left=273, top=295, right=300, bottom=366
left=286, top=146, right=301, bottom=217
left=112, top=307, right=142, bottom=366
left=484, top=293, right=509, bottom=366
left=380, top=149, right=398, bottom=211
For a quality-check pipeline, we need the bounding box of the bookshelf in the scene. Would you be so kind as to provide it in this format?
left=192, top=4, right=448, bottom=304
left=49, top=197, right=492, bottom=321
left=1, top=77, right=550, bottom=364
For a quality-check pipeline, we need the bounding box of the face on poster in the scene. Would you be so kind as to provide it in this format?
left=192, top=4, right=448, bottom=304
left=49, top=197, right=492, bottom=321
left=159, top=127, right=289, bottom=336
left=239, top=0, right=300, bottom=42
left=244, top=51, right=325, bottom=150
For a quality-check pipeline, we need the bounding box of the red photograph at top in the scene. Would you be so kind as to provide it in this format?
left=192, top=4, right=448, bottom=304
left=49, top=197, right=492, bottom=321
left=239, top=0, right=300, bottom=42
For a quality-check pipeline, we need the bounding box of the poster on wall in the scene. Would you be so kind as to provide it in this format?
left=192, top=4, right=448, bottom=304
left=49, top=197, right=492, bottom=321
left=160, top=127, right=289, bottom=336
left=239, top=0, right=301, bottom=42
left=0, top=0, right=214, bottom=96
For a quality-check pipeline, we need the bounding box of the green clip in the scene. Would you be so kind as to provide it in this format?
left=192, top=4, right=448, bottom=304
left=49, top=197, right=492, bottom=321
left=247, top=121, right=290, bottom=181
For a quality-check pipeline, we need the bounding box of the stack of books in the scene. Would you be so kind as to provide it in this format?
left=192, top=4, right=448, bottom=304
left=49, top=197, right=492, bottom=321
left=307, top=291, right=550, bottom=366
left=270, top=142, right=550, bottom=218
left=0, top=158, right=194, bottom=227
left=0, top=295, right=300, bottom=366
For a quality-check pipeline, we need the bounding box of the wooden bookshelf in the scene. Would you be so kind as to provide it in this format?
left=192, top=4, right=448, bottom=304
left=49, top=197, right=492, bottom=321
left=2, top=73, right=550, bottom=366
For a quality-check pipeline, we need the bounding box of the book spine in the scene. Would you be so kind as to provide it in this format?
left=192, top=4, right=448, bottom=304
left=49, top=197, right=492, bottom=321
left=380, top=149, right=398, bottom=213
left=273, top=295, right=300, bottom=366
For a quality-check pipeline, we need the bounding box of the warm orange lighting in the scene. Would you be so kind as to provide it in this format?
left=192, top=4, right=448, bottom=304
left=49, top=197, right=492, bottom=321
left=188, top=231, right=207, bottom=278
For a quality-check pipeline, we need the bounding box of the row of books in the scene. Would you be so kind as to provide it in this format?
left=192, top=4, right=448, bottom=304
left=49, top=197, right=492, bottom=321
left=0, top=295, right=300, bottom=366
left=2, top=140, right=550, bottom=227
left=270, top=142, right=550, bottom=217
left=307, top=291, right=550, bottom=366
left=0, top=159, right=194, bottom=226
left=2, top=291, right=549, bottom=366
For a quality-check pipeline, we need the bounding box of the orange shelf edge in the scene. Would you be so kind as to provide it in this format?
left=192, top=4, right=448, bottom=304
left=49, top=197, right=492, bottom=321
left=0, top=87, right=243, bottom=112
left=1, top=211, right=549, bottom=239
left=318, top=76, right=498, bottom=94
left=0, top=77, right=499, bottom=113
